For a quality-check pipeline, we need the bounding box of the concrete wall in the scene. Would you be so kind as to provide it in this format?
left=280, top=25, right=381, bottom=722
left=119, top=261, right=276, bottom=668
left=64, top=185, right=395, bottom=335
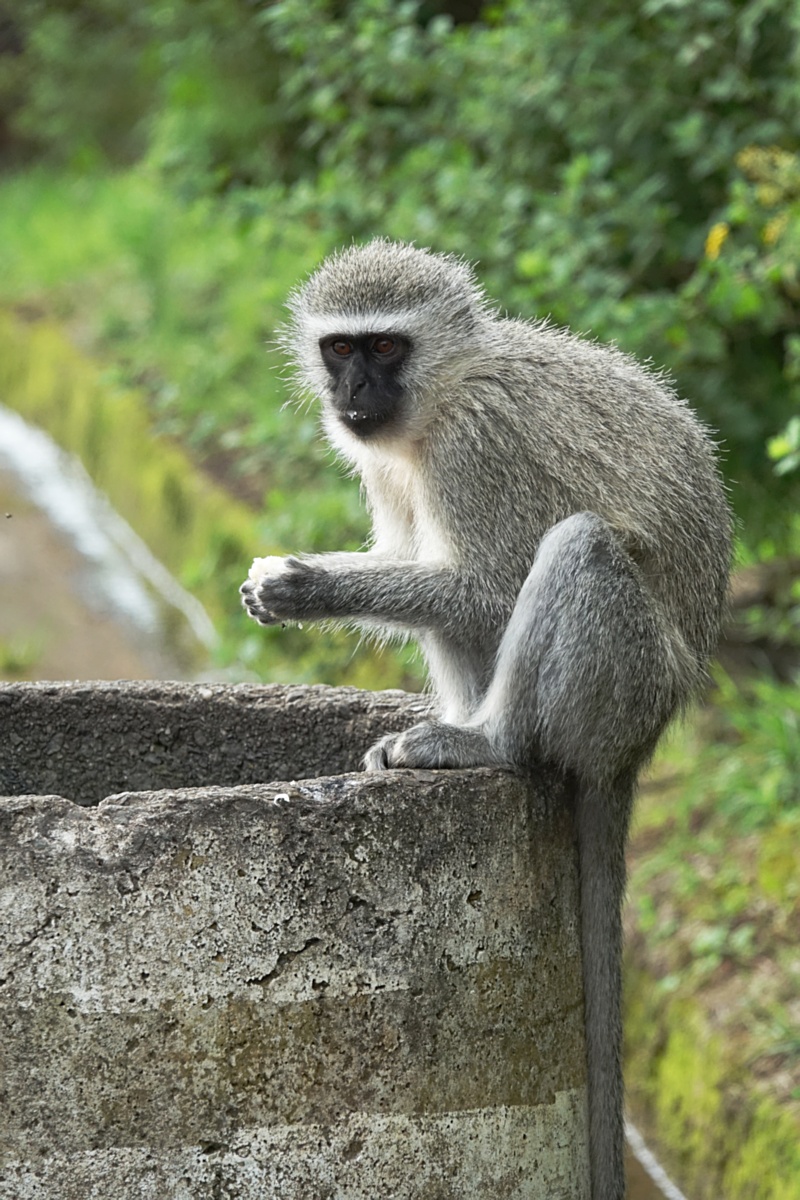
left=0, top=683, right=590, bottom=1199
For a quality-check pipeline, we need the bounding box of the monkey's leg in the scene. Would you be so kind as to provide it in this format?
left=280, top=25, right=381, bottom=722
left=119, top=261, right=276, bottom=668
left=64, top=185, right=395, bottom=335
left=366, top=511, right=681, bottom=775
left=364, top=719, right=506, bottom=770
left=478, top=510, right=681, bottom=777
left=479, top=511, right=681, bottom=1200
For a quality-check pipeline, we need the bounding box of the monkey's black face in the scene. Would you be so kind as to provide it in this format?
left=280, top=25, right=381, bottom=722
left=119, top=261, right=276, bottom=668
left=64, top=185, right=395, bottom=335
left=319, top=333, right=411, bottom=438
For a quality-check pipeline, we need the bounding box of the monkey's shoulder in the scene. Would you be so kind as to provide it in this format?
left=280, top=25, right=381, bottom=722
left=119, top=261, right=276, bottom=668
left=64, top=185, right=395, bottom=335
left=495, top=315, right=661, bottom=378
left=486, top=317, right=700, bottom=426
left=445, top=322, right=722, bottom=500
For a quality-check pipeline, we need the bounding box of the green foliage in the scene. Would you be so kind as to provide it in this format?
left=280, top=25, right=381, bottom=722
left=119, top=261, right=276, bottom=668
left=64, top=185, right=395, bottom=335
left=699, top=672, right=800, bottom=830
left=0, top=0, right=155, bottom=165
left=624, top=674, right=800, bottom=1148
left=4, top=0, right=800, bottom=529
left=143, top=0, right=303, bottom=193
left=631, top=671, right=800, bottom=990
left=625, top=974, right=800, bottom=1200
left=640, top=673, right=800, bottom=865
left=708, top=147, right=800, bottom=479
left=768, top=416, right=800, bottom=475
left=668, top=145, right=800, bottom=502
left=0, top=171, right=334, bottom=494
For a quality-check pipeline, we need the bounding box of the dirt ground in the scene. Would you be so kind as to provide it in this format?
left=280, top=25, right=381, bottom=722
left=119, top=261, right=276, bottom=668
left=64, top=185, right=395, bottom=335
left=0, top=468, right=178, bottom=682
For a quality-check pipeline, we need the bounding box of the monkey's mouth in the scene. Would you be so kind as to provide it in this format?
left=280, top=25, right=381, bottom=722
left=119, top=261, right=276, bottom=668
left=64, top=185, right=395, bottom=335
left=340, top=409, right=394, bottom=437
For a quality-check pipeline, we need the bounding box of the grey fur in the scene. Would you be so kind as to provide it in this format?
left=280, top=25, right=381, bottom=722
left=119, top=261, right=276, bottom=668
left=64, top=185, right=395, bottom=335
left=241, top=239, right=733, bottom=1200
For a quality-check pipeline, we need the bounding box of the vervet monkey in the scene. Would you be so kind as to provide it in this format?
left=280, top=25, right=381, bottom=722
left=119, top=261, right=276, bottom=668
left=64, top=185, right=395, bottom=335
left=241, top=239, right=732, bottom=1200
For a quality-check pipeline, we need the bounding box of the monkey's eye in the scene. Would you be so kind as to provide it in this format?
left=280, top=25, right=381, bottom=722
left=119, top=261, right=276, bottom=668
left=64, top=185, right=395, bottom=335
left=371, top=337, right=396, bottom=355
left=331, top=340, right=353, bottom=356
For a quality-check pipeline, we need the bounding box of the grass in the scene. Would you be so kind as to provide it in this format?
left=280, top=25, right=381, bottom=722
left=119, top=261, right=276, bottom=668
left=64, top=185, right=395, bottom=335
left=628, top=676, right=796, bottom=1190
left=0, top=634, right=43, bottom=678
left=2, top=170, right=328, bottom=491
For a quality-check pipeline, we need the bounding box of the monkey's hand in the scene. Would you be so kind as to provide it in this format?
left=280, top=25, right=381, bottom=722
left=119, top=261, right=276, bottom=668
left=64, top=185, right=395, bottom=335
left=364, top=721, right=504, bottom=771
left=240, top=555, right=317, bottom=626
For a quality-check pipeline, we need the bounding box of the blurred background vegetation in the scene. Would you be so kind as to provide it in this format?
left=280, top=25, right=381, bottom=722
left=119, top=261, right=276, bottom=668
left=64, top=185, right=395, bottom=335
left=1, top=0, right=800, bottom=683
left=3, top=1, right=800, bottom=547
left=3, top=1, right=800, bottom=529
left=0, top=1, right=798, bottom=1190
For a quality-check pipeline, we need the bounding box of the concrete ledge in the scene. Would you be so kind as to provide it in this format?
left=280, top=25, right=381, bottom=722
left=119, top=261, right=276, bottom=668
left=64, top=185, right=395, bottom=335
left=0, top=683, right=589, bottom=1199
left=0, top=681, right=427, bottom=805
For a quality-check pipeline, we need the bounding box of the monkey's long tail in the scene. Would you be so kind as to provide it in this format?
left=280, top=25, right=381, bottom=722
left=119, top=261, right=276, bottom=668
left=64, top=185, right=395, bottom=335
left=575, top=777, right=635, bottom=1200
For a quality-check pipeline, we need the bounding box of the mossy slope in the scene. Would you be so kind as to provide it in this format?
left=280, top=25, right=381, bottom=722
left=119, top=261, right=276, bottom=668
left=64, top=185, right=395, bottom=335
left=625, top=964, right=800, bottom=1199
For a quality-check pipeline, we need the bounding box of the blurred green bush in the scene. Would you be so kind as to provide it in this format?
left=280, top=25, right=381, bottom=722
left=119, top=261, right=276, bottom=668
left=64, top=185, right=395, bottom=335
left=3, top=0, right=799, bottom=539
left=2, top=0, right=800, bottom=687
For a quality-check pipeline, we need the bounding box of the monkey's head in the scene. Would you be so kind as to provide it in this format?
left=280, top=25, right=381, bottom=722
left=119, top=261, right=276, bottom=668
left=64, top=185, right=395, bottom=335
left=284, top=240, right=491, bottom=448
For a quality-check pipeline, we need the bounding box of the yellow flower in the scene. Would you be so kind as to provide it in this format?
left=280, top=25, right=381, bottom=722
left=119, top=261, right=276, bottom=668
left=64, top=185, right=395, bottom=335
left=705, top=222, right=730, bottom=262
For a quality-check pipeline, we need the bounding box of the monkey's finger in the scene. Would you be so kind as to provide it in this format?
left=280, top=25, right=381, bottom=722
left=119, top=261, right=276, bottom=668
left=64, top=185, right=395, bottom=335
left=252, top=610, right=282, bottom=626
left=240, top=590, right=281, bottom=626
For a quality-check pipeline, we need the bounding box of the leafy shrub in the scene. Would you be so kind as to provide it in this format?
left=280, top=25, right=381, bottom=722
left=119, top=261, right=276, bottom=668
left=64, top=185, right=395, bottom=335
left=4, top=0, right=800, bottom=538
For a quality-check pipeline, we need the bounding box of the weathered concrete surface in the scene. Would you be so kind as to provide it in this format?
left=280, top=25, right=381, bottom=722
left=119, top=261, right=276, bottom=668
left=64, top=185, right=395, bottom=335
left=0, top=683, right=589, bottom=1199
left=0, top=681, right=426, bottom=805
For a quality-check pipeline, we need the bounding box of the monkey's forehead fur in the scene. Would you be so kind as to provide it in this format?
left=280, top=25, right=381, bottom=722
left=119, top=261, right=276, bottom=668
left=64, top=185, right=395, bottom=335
left=287, top=239, right=490, bottom=334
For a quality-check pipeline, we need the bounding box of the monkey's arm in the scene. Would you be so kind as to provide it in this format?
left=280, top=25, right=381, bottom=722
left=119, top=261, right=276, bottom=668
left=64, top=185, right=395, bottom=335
left=240, top=552, right=497, bottom=636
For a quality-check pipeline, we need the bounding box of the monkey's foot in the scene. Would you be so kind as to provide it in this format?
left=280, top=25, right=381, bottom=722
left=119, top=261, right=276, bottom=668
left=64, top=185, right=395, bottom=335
left=364, top=720, right=505, bottom=771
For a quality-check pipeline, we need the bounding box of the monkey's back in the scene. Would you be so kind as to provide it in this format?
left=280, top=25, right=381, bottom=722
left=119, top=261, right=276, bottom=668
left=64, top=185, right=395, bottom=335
left=425, top=316, right=732, bottom=668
